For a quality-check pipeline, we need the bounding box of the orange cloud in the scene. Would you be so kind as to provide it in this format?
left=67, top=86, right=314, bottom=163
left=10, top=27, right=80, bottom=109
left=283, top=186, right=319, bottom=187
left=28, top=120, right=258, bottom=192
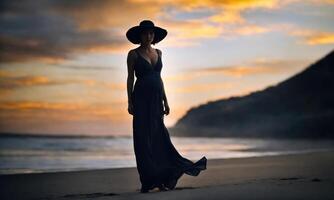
left=0, top=72, right=126, bottom=91
left=175, top=82, right=234, bottom=93
left=309, top=0, right=334, bottom=4
left=155, top=0, right=286, bottom=46
left=0, top=100, right=132, bottom=136
left=153, top=18, right=224, bottom=47
left=165, top=19, right=223, bottom=39
left=0, top=73, right=56, bottom=89
left=54, top=0, right=160, bottom=31
left=80, top=79, right=126, bottom=90
left=165, top=72, right=203, bottom=82
left=233, top=24, right=271, bottom=35
left=165, top=58, right=310, bottom=82
left=3, top=0, right=325, bottom=64
left=204, top=66, right=270, bottom=77
left=289, top=28, right=334, bottom=45
left=198, top=59, right=310, bottom=77
left=209, top=10, right=245, bottom=24
left=132, top=0, right=279, bottom=10
left=304, top=33, right=334, bottom=45
left=0, top=101, right=128, bottom=122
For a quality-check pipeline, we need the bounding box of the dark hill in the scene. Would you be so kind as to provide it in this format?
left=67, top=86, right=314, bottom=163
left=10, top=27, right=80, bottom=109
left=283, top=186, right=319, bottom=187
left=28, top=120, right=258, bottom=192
left=170, top=50, right=334, bottom=138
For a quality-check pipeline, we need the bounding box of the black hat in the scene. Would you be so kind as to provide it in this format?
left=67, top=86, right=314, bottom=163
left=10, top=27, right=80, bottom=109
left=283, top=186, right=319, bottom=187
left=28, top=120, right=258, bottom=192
left=126, top=20, right=167, bottom=44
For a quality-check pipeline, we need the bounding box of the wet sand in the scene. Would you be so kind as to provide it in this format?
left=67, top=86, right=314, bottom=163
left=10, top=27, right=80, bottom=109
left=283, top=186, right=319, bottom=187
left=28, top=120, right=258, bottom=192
left=1, top=150, right=334, bottom=200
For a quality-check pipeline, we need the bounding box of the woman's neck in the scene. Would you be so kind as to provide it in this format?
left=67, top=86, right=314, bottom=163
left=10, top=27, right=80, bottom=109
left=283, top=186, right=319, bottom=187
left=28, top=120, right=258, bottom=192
left=139, top=44, right=153, bottom=52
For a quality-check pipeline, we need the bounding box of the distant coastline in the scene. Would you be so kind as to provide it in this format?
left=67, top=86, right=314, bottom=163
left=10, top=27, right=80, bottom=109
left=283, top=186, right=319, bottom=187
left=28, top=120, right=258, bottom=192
left=172, top=50, right=334, bottom=139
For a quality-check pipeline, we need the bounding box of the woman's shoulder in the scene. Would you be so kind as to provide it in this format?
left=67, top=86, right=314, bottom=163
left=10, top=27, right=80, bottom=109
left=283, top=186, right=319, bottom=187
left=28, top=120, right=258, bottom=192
left=127, top=48, right=138, bottom=59
left=155, top=48, right=162, bottom=56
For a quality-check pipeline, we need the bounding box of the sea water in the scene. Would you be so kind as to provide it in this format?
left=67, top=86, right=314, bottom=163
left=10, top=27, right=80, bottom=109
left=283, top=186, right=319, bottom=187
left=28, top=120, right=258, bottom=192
left=1, top=135, right=334, bottom=174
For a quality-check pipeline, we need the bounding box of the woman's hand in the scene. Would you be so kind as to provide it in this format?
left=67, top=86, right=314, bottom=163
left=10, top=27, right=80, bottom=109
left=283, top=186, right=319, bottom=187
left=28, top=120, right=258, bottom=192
left=128, top=102, right=134, bottom=115
left=163, top=102, right=170, bottom=115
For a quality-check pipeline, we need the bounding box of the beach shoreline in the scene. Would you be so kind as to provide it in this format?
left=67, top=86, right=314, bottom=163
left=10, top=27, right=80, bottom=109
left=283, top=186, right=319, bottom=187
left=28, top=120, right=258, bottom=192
left=1, top=150, right=334, bottom=200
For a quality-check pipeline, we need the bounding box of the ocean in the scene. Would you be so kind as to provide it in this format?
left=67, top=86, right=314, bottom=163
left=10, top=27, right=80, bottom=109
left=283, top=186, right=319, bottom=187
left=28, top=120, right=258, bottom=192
left=1, top=135, right=333, bottom=175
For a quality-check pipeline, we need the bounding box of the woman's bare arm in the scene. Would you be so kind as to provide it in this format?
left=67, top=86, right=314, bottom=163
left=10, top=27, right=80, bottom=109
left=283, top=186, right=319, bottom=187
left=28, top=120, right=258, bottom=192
left=127, top=50, right=136, bottom=106
left=160, top=71, right=170, bottom=115
left=161, top=78, right=168, bottom=105
left=157, top=49, right=169, bottom=109
left=158, top=49, right=169, bottom=115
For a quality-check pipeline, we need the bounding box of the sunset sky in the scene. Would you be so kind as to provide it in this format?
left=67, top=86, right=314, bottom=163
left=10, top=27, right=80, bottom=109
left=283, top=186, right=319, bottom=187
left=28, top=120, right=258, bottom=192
left=1, top=0, right=333, bottom=136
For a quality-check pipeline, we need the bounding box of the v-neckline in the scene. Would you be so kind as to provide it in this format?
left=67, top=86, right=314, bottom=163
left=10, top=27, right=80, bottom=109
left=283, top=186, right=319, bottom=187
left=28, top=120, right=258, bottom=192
left=136, top=48, right=160, bottom=70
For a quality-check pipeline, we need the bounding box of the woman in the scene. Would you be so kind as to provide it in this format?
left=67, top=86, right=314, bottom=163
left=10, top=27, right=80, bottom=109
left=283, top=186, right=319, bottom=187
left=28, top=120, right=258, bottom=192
left=126, top=20, right=207, bottom=193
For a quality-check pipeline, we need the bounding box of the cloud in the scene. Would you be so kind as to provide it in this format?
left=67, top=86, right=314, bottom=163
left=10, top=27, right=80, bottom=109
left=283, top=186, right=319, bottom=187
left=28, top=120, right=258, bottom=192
left=273, top=23, right=334, bottom=45
left=232, top=24, right=271, bottom=35
left=140, top=0, right=279, bottom=10
left=165, top=58, right=310, bottom=81
left=52, top=0, right=160, bottom=30
left=209, top=9, right=245, bottom=24
left=306, top=34, right=334, bottom=45
left=175, top=82, right=234, bottom=93
left=53, top=64, right=117, bottom=71
left=0, top=100, right=130, bottom=136
left=199, top=59, right=311, bottom=77
left=0, top=100, right=127, bottom=121
left=289, top=29, right=334, bottom=45
left=162, top=18, right=223, bottom=39
left=0, top=0, right=130, bottom=64
left=0, top=72, right=61, bottom=89
left=0, top=71, right=125, bottom=90
left=156, top=18, right=224, bottom=47
left=1, top=0, right=332, bottom=64
left=154, top=0, right=288, bottom=46
left=309, top=0, right=334, bottom=5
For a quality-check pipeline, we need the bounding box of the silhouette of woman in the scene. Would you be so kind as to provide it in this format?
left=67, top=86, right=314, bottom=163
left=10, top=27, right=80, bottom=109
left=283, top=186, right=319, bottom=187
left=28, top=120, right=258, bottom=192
left=126, top=20, right=207, bottom=193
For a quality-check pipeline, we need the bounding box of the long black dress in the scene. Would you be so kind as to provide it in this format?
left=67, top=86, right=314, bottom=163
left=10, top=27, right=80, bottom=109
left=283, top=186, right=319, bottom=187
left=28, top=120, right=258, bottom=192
left=131, top=48, right=207, bottom=191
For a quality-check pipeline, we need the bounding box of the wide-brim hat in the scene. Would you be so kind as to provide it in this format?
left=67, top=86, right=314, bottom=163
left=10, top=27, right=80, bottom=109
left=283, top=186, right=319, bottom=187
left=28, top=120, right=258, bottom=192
left=126, top=20, right=167, bottom=44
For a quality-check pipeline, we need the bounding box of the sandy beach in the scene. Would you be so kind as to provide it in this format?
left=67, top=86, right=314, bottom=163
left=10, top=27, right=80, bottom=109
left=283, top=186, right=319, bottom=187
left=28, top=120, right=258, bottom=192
left=1, top=150, right=334, bottom=200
